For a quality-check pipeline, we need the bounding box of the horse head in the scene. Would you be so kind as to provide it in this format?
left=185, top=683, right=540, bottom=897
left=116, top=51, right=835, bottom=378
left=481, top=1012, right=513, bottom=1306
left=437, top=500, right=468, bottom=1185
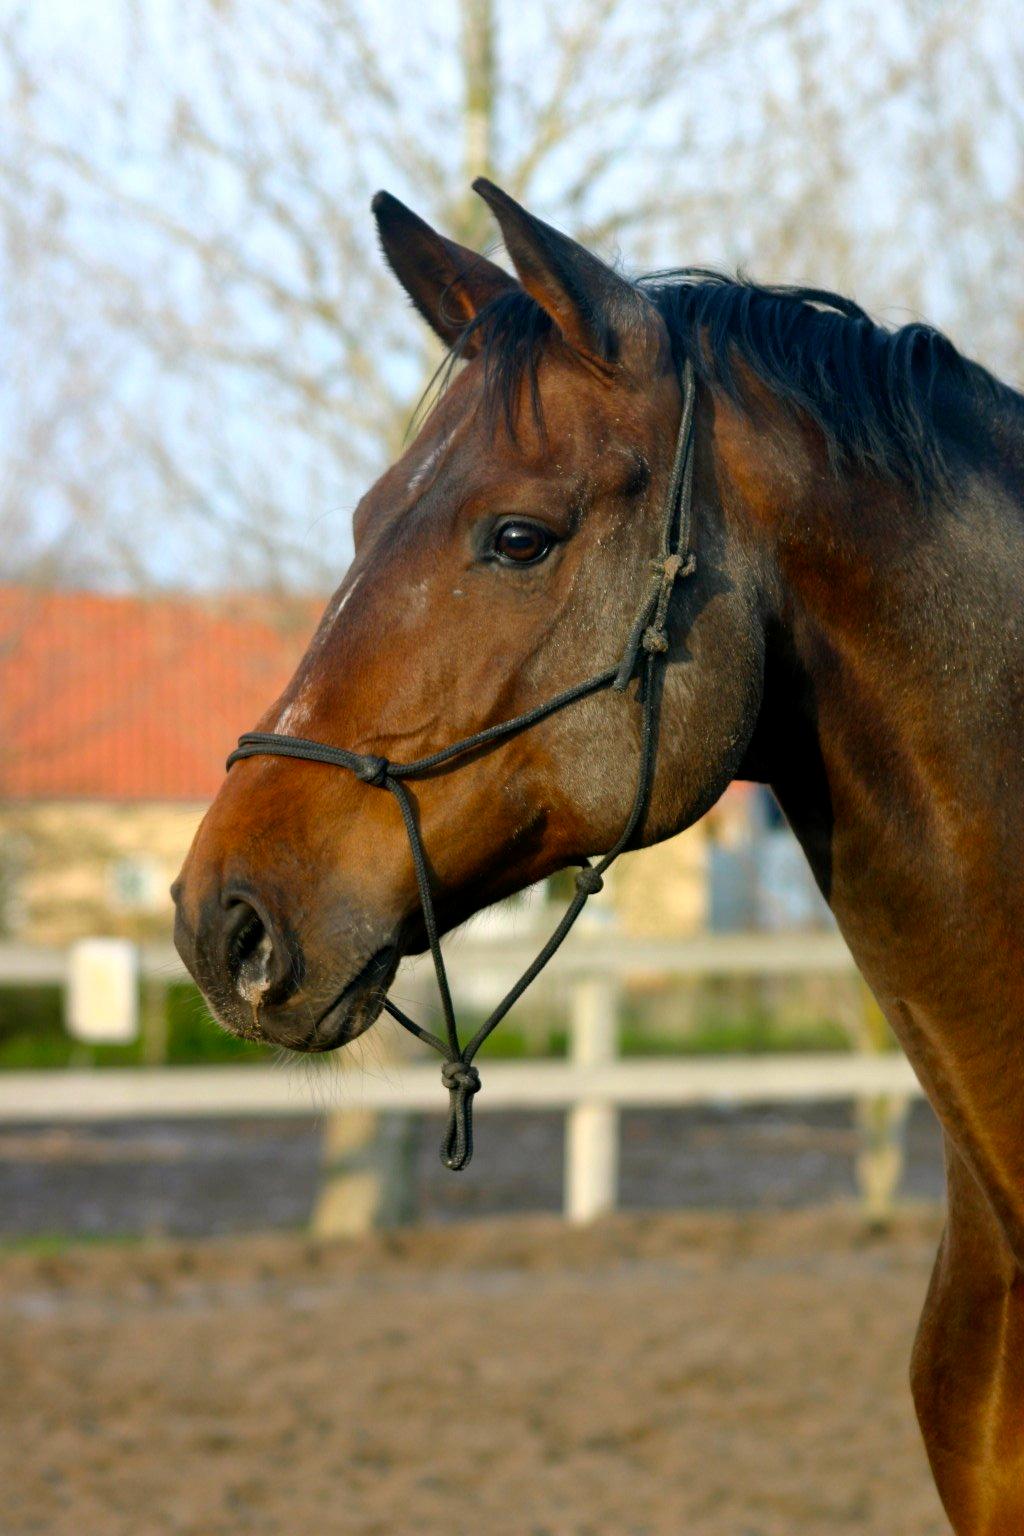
left=172, top=183, right=766, bottom=1052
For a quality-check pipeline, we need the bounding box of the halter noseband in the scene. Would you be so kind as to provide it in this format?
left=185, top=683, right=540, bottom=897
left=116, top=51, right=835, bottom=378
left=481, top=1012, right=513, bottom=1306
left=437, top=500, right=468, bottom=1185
left=227, top=360, right=698, bottom=1170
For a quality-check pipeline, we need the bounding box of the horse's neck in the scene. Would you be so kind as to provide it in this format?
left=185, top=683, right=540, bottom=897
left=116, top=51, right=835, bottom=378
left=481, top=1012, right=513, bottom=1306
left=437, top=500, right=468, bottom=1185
left=751, top=464, right=1024, bottom=1257
left=763, top=465, right=1024, bottom=972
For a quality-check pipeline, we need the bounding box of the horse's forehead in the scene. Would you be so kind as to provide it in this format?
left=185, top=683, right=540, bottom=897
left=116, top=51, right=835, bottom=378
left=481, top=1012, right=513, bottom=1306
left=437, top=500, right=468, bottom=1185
left=400, top=388, right=478, bottom=500
left=357, top=374, right=482, bottom=529
left=279, top=363, right=659, bottom=727
left=358, top=356, right=659, bottom=548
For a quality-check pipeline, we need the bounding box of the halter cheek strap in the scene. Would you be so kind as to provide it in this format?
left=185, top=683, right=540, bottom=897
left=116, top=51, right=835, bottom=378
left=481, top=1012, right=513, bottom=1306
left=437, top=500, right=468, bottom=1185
left=227, top=360, right=698, bottom=1170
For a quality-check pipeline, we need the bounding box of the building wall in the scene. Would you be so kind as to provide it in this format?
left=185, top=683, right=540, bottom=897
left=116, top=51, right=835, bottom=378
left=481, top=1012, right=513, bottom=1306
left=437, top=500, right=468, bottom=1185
left=0, top=801, right=205, bottom=945
left=608, top=786, right=761, bottom=939
left=2, top=796, right=714, bottom=949
left=0, top=785, right=802, bottom=950
left=609, top=827, right=708, bottom=937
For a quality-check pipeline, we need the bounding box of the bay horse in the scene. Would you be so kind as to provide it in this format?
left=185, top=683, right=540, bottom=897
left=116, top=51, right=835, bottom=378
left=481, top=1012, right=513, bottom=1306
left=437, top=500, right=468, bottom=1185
left=173, top=178, right=1024, bottom=1533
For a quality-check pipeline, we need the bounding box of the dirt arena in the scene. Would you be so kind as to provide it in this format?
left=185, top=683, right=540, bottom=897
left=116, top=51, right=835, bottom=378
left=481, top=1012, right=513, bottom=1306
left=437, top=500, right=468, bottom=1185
left=2, top=1209, right=951, bottom=1536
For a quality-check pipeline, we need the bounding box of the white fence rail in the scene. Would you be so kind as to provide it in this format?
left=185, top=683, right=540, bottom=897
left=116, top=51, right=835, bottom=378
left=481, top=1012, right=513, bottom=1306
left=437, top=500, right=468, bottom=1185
left=0, top=1054, right=923, bottom=1119
left=0, top=929, right=860, bottom=984
left=0, top=932, right=923, bottom=1223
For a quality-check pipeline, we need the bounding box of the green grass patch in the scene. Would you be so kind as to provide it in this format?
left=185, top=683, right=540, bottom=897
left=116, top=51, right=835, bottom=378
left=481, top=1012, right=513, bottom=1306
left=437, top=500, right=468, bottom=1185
left=0, top=982, right=271, bottom=1070
left=466, top=1003, right=851, bottom=1060
left=0, top=979, right=855, bottom=1071
left=0, top=1230, right=144, bottom=1257
left=622, top=1013, right=850, bottom=1055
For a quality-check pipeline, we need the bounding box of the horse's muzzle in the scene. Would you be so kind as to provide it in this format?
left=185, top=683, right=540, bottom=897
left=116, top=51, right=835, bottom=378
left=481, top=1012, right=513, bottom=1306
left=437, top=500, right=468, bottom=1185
left=172, top=876, right=397, bottom=1051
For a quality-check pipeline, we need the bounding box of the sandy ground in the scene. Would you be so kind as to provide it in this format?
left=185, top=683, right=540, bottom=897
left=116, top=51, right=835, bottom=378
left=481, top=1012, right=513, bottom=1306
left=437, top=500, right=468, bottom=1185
left=1, top=1209, right=951, bottom=1536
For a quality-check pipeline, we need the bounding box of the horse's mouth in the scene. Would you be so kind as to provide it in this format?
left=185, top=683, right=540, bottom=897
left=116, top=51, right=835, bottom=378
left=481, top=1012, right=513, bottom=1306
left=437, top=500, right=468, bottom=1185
left=296, top=944, right=401, bottom=1052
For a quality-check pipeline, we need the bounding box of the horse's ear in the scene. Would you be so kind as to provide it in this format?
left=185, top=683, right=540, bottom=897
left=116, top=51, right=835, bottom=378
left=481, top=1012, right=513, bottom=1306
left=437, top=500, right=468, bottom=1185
left=372, top=191, right=518, bottom=354
left=472, top=178, right=663, bottom=374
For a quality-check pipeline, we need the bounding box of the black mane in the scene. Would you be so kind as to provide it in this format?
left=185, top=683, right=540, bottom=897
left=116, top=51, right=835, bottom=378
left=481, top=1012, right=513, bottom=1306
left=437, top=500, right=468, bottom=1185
left=454, top=270, right=1011, bottom=494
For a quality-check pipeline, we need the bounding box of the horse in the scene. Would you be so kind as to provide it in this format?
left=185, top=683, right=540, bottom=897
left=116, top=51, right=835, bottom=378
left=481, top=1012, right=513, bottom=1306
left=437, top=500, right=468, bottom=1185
left=172, top=178, right=1024, bottom=1534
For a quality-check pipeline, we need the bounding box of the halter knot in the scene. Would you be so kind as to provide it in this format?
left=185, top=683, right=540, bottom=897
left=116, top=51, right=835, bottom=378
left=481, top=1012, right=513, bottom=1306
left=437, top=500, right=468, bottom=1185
left=575, top=866, right=604, bottom=895
left=641, top=550, right=696, bottom=656
left=440, top=1059, right=482, bottom=1171
left=651, top=550, right=685, bottom=583
left=353, top=753, right=389, bottom=786
left=441, top=1059, right=481, bottom=1095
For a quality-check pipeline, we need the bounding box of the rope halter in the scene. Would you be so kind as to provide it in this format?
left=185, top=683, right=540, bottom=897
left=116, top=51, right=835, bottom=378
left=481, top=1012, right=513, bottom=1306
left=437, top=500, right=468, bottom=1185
left=227, top=361, right=698, bottom=1170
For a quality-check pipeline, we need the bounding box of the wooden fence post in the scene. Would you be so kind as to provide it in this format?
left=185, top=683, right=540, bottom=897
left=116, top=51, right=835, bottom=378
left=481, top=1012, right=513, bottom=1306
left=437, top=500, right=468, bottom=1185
left=309, top=1013, right=417, bottom=1239
left=310, top=1106, right=413, bottom=1237
left=140, top=974, right=168, bottom=1065
left=565, top=976, right=620, bottom=1222
left=854, top=979, right=909, bottom=1226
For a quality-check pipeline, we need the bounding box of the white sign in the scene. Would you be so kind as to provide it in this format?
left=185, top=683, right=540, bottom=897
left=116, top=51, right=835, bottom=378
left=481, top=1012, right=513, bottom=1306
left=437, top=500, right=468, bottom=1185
left=66, top=939, right=139, bottom=1044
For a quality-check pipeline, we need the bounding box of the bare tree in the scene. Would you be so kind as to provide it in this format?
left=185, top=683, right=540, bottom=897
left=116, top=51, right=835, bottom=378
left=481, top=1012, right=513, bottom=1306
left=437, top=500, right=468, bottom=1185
left=1, top=0, right=1021, bottom=592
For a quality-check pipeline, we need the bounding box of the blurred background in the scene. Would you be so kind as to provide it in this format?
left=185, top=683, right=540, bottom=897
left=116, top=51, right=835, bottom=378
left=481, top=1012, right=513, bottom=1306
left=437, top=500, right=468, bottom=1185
left=2, top=2, right=1016, bottom=1531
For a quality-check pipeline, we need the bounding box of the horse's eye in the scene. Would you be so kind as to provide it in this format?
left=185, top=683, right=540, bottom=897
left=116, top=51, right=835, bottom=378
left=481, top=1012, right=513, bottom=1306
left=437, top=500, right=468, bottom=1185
left=493, top=521, right=553, bottom=565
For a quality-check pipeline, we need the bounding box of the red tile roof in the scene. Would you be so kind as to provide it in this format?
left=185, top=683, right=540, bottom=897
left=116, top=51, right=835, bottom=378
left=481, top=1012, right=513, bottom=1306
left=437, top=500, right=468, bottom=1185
left=0, top=586, right=323, bottom=802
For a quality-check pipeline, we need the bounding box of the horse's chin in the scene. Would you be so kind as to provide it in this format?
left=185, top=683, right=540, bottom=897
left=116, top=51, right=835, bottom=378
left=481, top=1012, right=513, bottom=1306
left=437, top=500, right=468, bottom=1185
left=292, top=943, right=401, bottom=1052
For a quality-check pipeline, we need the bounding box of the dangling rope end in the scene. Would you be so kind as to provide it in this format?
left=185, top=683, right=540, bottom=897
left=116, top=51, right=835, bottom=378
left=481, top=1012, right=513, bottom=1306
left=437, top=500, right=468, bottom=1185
left=612, top=650, right=640, bottom=692
left=440, top=1059, right=481, bottom=1170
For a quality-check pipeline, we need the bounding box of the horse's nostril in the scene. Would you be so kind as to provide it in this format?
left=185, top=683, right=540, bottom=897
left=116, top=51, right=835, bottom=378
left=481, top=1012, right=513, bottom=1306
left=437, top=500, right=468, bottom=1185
left=221, top=895, right=300, bottom=1008
left=228, top=906, right=265, bottom=969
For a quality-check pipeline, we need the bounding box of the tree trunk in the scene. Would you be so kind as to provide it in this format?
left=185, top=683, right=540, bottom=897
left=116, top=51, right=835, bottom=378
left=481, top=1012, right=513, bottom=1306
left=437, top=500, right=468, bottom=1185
left=458, top=0, right=496, bottom=246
